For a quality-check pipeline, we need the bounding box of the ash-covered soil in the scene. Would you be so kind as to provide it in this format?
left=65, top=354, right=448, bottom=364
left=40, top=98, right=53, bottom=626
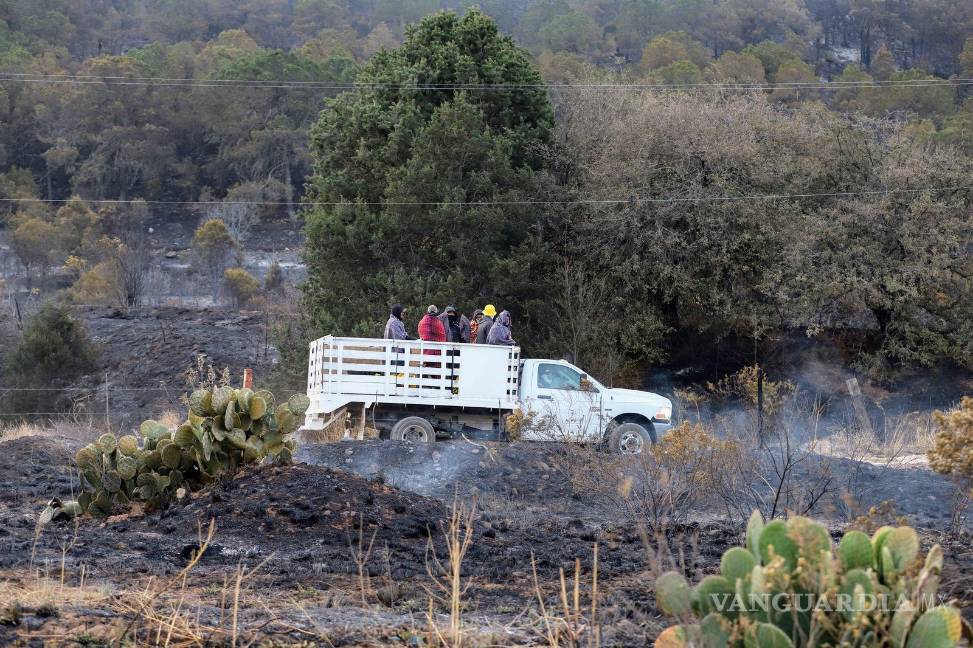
left=296, top=439, right=962, bottom=529
left=70, top=307, right=282, bottom=430
left=2, top=435, right=971, bottom=646
left=0, top=436, right=737, bottom=646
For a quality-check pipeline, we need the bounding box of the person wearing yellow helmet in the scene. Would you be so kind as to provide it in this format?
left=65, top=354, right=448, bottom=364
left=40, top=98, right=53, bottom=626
left=475, top=304, right=497, bottom=343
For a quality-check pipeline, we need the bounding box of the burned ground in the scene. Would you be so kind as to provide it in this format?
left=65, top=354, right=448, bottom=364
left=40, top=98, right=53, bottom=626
left=1, top=432, right=972, bottom=646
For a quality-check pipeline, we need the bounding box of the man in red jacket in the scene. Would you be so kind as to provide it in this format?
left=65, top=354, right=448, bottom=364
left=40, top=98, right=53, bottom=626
left=418, top=305, right=446, bottom=342
left=418, top=305, right=446, bottom=375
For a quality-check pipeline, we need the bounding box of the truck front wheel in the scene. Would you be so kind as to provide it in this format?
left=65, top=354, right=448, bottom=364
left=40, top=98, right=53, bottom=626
left=609, top=422, right=656, bottom=455
left=390, top=416, right=436, bottom=443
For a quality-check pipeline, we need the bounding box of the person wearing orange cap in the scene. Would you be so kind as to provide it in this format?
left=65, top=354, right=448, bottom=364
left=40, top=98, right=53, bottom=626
left=475, top=304, right=496, bottom=344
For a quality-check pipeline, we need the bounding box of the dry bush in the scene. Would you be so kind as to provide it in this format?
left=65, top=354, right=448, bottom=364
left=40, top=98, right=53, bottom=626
left=928, top=396, right=973, bottom=525
left=551, top=422, right=747, bottom=526
left=156, top=409, right=183, bottom=429
left=706, top=364, right=795, bottom=415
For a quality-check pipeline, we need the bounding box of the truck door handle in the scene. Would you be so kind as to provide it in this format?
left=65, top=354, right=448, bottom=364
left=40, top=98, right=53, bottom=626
left=537, top=395, right=552, bottom=400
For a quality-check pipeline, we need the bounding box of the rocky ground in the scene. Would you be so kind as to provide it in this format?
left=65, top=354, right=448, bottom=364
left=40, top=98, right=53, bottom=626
left=0, top=431, right=971, bottom=647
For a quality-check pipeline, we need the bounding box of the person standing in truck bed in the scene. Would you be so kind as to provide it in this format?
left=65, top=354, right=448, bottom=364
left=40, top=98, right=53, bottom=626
left=475, top=304, right=496, bottom=343
left=384, top=304, right=413, bottom=340
left=487, top=310, right=516, bottom=346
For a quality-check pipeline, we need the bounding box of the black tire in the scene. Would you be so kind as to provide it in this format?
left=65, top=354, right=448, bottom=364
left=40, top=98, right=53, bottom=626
left=608, top=421, right=656, bottom=455
left=390, top=416, right=436, bottom=442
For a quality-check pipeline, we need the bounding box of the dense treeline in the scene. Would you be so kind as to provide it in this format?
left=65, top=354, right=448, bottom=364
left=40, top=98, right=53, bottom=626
left=301, top=11, right=973, bottom=382
left=2, top=0, right=973, bottom=210
left=1, top=2, right=972, bottom=383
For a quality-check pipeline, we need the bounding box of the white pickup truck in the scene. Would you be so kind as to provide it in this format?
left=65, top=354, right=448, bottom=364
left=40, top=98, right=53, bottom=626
left=305, top=336, right=673, bottom=454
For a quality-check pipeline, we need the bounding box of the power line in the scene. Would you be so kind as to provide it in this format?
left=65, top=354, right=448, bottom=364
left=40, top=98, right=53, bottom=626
left=0, top=71, right=971, bottom=92
left=0, top=186, right=970, bottom=208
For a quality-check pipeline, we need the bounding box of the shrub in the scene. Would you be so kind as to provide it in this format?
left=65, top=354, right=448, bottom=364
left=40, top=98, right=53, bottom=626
left=928, top=397, right=973, bottom=518
left=67, top=386, right=310, bottom=516
left=11, top=217, right=57, bottom=279
left=654, top=511, right=968, bottom=647
left=69, top=260, right=123, bottom=306
left=191, top=219, right=238, bottom=294
left=264, top=260, right=285, bottom=292
left=224, top=267, right=260, bottom=306
left=2, top=305, right=98, bottom=416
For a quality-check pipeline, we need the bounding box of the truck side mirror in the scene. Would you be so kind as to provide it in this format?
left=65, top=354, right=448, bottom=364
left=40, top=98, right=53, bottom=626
left=580, top=375, right=595, bottom=392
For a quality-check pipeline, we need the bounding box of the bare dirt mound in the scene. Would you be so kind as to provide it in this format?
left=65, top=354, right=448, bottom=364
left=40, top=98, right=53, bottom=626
left=73, top=307, right=280, bottom=430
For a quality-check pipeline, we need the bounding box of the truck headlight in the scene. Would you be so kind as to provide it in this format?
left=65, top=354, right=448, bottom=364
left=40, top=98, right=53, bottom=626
left=654, top=406, right=672, bottom=422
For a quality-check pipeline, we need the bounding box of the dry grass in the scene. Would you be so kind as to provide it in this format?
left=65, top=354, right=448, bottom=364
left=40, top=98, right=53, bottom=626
left=811, top=412, right=938, bottom=467
left=531, top=545, right=601, bottom=648
left=157, top=409, right=184, bottom=429
left=0, top=417, right=105, bottom=445
left=425, top=497, right=477, bottom=647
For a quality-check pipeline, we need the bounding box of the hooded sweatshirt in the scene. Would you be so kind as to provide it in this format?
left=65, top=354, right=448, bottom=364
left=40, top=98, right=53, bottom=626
left=475, top=314, right=494, bottom=344
left=486, top=310, right=515, bottom=346
left=384, top=304, right=411, bottom=340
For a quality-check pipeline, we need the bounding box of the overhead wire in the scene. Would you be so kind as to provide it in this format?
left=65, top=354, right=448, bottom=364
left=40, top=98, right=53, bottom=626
left=0, top=71, right=971, bottom=91
left=0, top=186, right=970, bottom=209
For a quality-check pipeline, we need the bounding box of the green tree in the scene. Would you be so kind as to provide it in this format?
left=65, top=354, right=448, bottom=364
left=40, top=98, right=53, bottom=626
left=743, top=40, right=803, bottom=79
left=640, top=31, right=711, bottom=71
left=960, top=37, right=973, bottom=76
left=2, top=304, right=98, bottom=417
left=706, top=51, right=766, bottom=84
left=870, top=43, right=895, bottom=80
left=648, top=60, right=704, bottom=86
left=224, top=267, right=261, bottom=306
left=191, top=219, right=238, bottom=296
left=538, top=9, right=603, bottom=55
left=11, top=217, right=57, bottom=283
left=303, top=10, right=553, bottom=339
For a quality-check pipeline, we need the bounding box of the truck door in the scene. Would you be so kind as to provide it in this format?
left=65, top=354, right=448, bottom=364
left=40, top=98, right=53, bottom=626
left=522, top=362, right=603, bottom=442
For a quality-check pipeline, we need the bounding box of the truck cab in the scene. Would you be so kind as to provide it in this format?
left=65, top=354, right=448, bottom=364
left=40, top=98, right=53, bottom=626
left=518, top=359, right=673, bottom=454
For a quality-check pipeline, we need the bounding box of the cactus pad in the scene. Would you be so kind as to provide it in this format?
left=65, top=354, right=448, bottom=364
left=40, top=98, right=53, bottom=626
left=695, top=575, right=735, bottom=618
left=189, top=389, right=212, bottom=416
left=287, top=393, right=311, bottom=416
left=758, top=520, right=798, bottom=571
left=117, top=435, right=139, bottom=457
left=249, top=396, right=267, bottom=420
left=721, top=547, right=757, bottom=584
left=211, top=386, right=234, bottom=413
left=905, top=606, right=962, bottom=648
left=838, top=530, right=873, bottom=571
left=656, top=572, right=693, bottom=617
left=747, top=622, right=795, bottom=648
left=654, top=625, right=690, bottom=648
left=97, top=433, right=117, bottom=454
left=116, top=455, right=138, bottom=481
left=173, top=424, right=196, bottom=449
left=882, top=527, right=920, bottom=574
left=235, top=388, right=253, bottom=413
left=161, top=443, right=182, bottom=470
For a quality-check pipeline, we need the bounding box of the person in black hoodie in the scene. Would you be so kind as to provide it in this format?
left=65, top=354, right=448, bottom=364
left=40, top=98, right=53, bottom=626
left=439, top=305, right=462, bottom=342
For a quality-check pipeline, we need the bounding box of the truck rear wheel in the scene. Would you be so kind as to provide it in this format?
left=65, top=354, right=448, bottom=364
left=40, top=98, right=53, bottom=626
left=609, top=422, right=656, bottom=455
left=390, top=416, right=435, bottom=442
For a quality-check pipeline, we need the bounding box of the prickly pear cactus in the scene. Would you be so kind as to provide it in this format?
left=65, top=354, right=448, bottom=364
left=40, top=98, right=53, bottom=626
left=653, top=511, right=969, bottom=648
left=67, top=385, right=300, bottom=518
